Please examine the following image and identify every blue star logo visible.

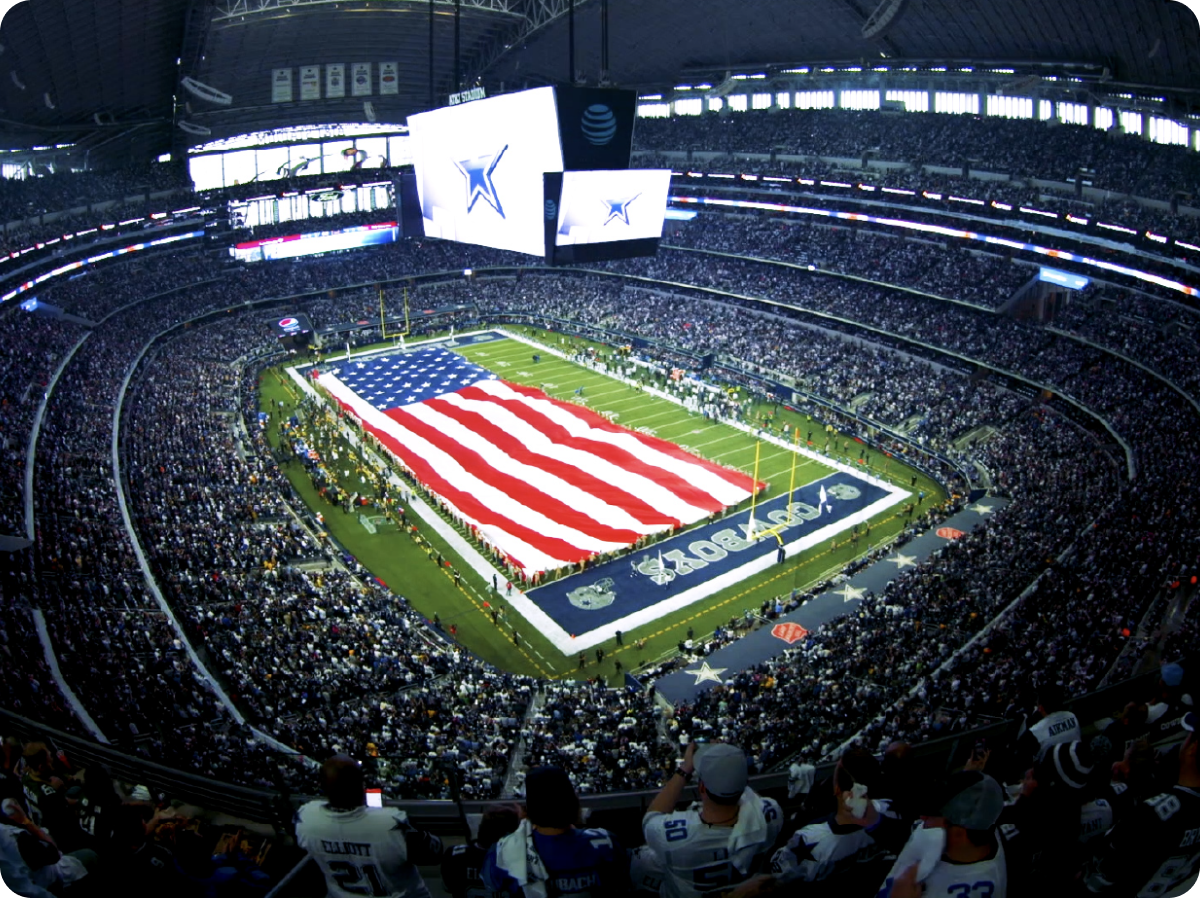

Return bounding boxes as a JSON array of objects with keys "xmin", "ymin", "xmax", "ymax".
[
  {"xmin": 602, "ymin": 193, "xmax": 641, "ymax": 226},
  {"xmin": 454, "ymin": 145, "xmax": 508, "ymax": 217}
]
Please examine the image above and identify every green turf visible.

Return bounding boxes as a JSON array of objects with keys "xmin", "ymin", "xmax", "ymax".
[{"xmin": 259, "ymin": 326, "xmax": 946, "ymax": 682}]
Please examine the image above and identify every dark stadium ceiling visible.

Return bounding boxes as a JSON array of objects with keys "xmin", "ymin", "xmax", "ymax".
[{"xmin": 0, "ymin": 0, "xmax": 1197, "ymax": 159}]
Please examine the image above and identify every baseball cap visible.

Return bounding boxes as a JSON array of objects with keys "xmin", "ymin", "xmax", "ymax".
[
  {"xmin": 524, "ymin": 767, "xmax": 578, "ymax": 828},
  {"xmin": 939, "ymin": 771, "xmax": 1003, "ymax": 830},
  {"xmin": 696, "ymin": 743, "xmax": 748, "ymax": 800},
  {"xmin": 65, "ymin": 786, "xmax": 85, "ymax": 800},
  {"xmin": 130, "ymin": 785, "xmax": 152, "ymax": 801},
  {"xmin": 1162, "ymin": 663, "xmax": 1185, "ymax": 688}
]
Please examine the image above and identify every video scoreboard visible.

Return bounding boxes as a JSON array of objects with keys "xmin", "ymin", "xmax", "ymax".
[{"xmin": 403, "ymin": 85, "xmax": 668, "ymax": 264}]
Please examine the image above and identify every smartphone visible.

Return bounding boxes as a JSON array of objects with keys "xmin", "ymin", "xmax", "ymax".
[{"xmin": 365, "ymin": 788, "xmax": 383, "ymax": 808}]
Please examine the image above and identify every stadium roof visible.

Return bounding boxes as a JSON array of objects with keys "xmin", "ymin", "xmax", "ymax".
[{"xmin": 0, "ymin": 0, "xmax": 1197, "ymax": 160}]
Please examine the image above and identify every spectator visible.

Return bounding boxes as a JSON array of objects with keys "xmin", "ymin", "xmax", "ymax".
[
  {"xmin": 877, "ymin": 770, "xmax": 1008, "ymax": 898},
  {"xmin": 0, "ymin": 795, "xmax": 95, "ymax": 896},
  {"xmin": 1080, "ymin": 712, "xmax": 1200, "ymax": 896},
  {"xmin": 770, "ymin": 747, "xmax": 908, "ymax": 894},
  {"xmin": 295, "ymin": 754, "xmax": 444, "ymax": 898},
  {"xmin": 484, "ymin": 766, "xmax": 628, "ymax": 898},
  {"xmin": 642, "ymin": 743, "xmax": 782, "ymax": 898},
  {"xmin": 442, "ymin": 805, "xmax": 521, "ymax": 898}
]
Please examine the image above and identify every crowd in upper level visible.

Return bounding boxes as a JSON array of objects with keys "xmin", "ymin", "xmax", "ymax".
[{"xmin": 0, "ymin": 210, "xmax": 1195, "ymax": 813}]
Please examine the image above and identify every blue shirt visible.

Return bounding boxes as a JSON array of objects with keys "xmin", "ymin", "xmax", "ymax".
[{"xmin": 483, "ymin": 827, "xmax": 629, "ymax": 898}]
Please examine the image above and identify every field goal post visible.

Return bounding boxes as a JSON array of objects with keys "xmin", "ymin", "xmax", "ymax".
[
  {"xmin": 749, "ymin": 431, "xmax": 802, "ymax": 546},
  {"xmin": 380, "ymin": 284, "xmax": 411, "ymax": 344}
]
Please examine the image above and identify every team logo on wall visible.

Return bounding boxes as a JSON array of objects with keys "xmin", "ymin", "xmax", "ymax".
[
  {"xmin": 455, "ymin": 145, "xmax": 508, "ymax": 216},
  {"xmin": 636, "ymin": 555, "xmax": 675, "ymax": 585},
  {"xmin": 602, "ymin": 193, "xmax": 640, "ymax": 226},
  {"xmin": 580, "ymin": 104, "xmax": 618, "ymax": 145},
  {"xmin": 568, "ymin": 578, "xmax": 617, "ymax": 610},
  {"xmin": 771, "ymin": 622, "xmax": 810, "ymax": 645},
  {"xmin": 544, "ymin": 199, "xmax": 557, "ymax": 220}
]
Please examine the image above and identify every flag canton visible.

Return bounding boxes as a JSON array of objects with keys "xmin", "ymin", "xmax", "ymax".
[{"xmin": 330, "ymin": 347, "xmax": 496, "ymax": 411}]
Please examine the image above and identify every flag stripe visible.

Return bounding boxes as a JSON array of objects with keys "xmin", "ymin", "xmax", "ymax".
[
  {"xmin": 440, "ymin": 388, "xmax": 719, "ymax": 522},
  {"xmin": 318, "ymin": 352, "xmax": 761, "ymax": 572},
  {"xmin": 470, "ymin": 380, "xmax": 752, "ymax": 506},
  {"xmin": 392, "ymin": 405, "xmax": 650, "ymax": 545},
  {"xmin": 321, "ymin": 374, "xmax": 617, "ymax": 566},
  {"xmin": 424, "ymin": 394, "xmax": 682, "ymax": 530}
]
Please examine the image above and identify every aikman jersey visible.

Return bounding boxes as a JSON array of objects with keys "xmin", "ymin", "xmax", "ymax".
[
  {"xmin": 770, "ymin": 799, "xmax": 909, "ymax": 895},
  {"xmin": 295, "ymin": 802, "xmax": 443, "ymax": 898},
  {"xmin": 1029, "ymin": 711, "xmax": 1081, "ymax": 750},
  {"xmin": 642, "ymin": 791, "xmax": 784, "ymax": 898},
  {"xmin": 1082, "ymin": 784, "xmax": 1200, "ymax": 897},
  {"xmin": 876, "ymin": 831, "xmax": 1008, "ymax": 898}
]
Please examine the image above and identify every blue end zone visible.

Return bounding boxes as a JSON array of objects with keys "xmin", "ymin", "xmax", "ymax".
[{"xmin": 525, "ymin": 471, "xmax": 896, "ymax": 639}]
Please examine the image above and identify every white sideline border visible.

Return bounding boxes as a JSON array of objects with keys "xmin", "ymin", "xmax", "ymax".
[{"xmin": 285, "ymin": 329, "xmax": 909, "ymax": 656}]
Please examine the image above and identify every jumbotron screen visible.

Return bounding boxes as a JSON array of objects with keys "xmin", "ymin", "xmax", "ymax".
[
  {"xmin": 555, "ymin": 169, "xmax": 671, "ymax": 246},
  {"xmin": 406, "ymin": 87, "xmax": 564, "ymax": 257}
]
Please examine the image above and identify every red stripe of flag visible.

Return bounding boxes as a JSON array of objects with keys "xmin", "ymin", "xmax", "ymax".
[
  {"xmin": 425, "ymin": 396, "xmax": 680, "ymax": 529},
  {"xmin": 459, "ymin": 386, "xmax": 728, "ymax": 516},
  {"xmin": 499, "ymin": 381, "xmax": 760, "ymax": 493},
  {"xmin": 329, "ymin": 396, "xmax": 596, "ymax": 565},
  {"xmin": 389, "ymin": 406, "xmax": 646, "ymax": 546}
]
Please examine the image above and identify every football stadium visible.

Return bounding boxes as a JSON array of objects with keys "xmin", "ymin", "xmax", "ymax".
[{"xmin": 0, "ymin": 0, "xmax": 1198, "ymax": 896}]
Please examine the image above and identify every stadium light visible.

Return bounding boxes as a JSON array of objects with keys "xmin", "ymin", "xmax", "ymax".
[
  {"xmin": 181, "ymin": 76, "xmax": 233, "ymax": 106},
  {"xmin": 861, "ymin": 0, "xmax": 910, "ymax": 38}
]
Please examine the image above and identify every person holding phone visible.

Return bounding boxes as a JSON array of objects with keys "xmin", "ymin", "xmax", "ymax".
[{"xmin": 295, "ymin": 754, "xmax": 443, "ymax": 898}]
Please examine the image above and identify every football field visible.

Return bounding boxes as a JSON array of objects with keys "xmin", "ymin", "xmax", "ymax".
[{"xmin": 264, "ymin": 326, "xmax": 937, "ymax": 680}]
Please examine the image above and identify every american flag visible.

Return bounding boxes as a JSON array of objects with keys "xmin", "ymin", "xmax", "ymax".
[{"xmin": 317, "ymin": 347, "xmax": 760, "ymax": 573}]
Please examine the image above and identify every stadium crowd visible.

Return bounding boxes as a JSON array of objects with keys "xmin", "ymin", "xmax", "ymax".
[
  {"xmin": 635, "ymin": 107, "xmax": 1200, "ymax": 201},
  {"xmin": 0, "ymin": 109, "xmax": 1199, "ymax": 898}
]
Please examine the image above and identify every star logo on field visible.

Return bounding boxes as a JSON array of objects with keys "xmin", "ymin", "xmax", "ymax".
[
  {"xmin": 602, "ymin": 193, "xmax": 641, "ymax": 226},
  {"xmin": 687, "ymin": 661, "xmax": 727, "ymax": 685},
  {"xmin": 836, "ymin": 584, "xmax": 867, "ymax": 603},
  {"xmin": 455, "ymin": 145, "xmax": 508, "ymax": 217},
  {"xmin": 970, "ymin": 503, "xmax": 995, "ymax": 515},
  {"xmin": 887, "ymin": 553, "xmax": 918, "ymax": 569}
]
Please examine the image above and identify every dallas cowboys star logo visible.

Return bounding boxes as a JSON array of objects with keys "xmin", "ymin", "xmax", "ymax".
[
  {"xmin": 687, "ymin": 661, "xmax": 727, "ymax": 685},
  {"xmin": 454, "ymin": 145, "xmax": 508, "ymax": 217},
  {"xmin": 602, "ymin": 192, "xmax": 641, "ymax": 226}
]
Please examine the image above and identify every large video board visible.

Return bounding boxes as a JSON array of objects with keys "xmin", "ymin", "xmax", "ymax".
[
  {"xmin": 407, "ymin": 87, "xmax": 564, "ymax": 256},
  {"xmin": 555, "ymin": 169, "xmax": 671, "ymax": 246}
]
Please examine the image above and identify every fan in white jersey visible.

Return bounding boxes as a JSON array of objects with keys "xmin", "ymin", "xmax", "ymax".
[
  {"xmin": 876, "ymin": 770, "xmax": 1008, "ymax": 898},
  {"xmin": 295, "ymin": 754, "xmax": 444, "ymax": 898},
  {"xmin": 1081, "ymin": 711, "xmax": 1200, "ymax": 897},
  {"xmin": 642, "ymin": 743, "xmax": 783, "ymax": 898},
  {"xmin": 771, "ymin": 747, "xmax": 910, "ymax": 896}
]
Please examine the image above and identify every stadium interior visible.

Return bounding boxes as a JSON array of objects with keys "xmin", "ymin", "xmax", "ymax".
[{"xmin": 1, "ymin": 0, "xmax": 1200, "ymax": 895}]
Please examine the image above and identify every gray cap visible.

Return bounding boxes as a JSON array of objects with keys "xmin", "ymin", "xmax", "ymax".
[
  {"xmin": 696, "ymin": 744, "xmax": 748, "ymax": 800},
  {"xmin": 939, "ymin": 771, "xmax": 1003, "ymax": 830}
]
